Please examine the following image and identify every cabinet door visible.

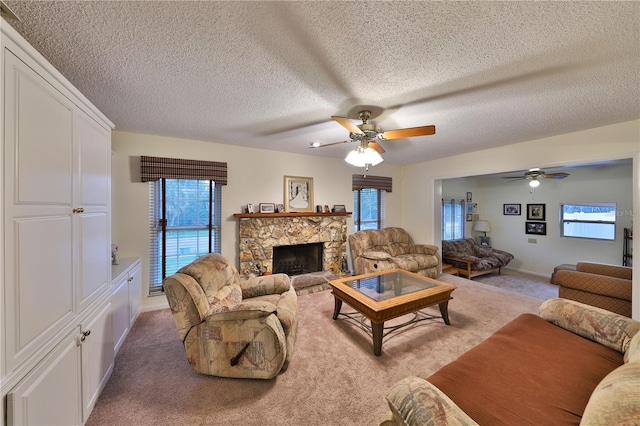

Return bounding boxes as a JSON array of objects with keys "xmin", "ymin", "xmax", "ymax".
[
  {"xmin": 129, "ymin": 262, "xmax": 143, "ymax": 325},
  {"xmin": 80, "ymin": 300, "xmax": 114, "ymax": 422},
  {"xmin": 76, "ymin": 110, "xmax": 111, "ymax": 311},
  {"xmin": 112, "ymin": 276, "xmax": 130, "ymax": 354},
  {"xmin": 3, "ymin": 50, "xmax": 76, "ymax": 373},
  {"xmin": 7, "ymin": 334, "xmax": 81, "ymax": 426}
]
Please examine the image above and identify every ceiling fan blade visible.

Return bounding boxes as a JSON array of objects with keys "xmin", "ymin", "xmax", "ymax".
[
  {"xmin": 541, "ymin": 172, "xmax": 570, "ymax": 179},
  {"xmin": 331, "ymin": 116, "xmax": 363, "ymax": 135},
  {"xmin": 309, "ymin": 140, "xmax": 352, "ymax": 149},
  {"xmin": 503, "ymin": 176, "xmax": 527, "ymax": 181},
  {"xmin": 380, "ymin": 125, "xmax": 436, "ymax": 140},
  {"xmin": 368, "ymin": 141, "xmax": 385, "ymax": 154}
]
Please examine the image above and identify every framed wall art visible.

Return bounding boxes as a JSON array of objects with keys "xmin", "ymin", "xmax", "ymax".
[
  {"xmin": 503, "ymin": 204, "xmax": 521, "ymax": 215},
  {"xmin": 284, "ymin": 175, "xmax": 314, "ymax": 212},
  {"xmin": 526, "ymin": 221, "xmax": 547, "ymax": 235},
  {"xmin": 527, "ymin": 203, "xmax": 546, "ymax": 221}
]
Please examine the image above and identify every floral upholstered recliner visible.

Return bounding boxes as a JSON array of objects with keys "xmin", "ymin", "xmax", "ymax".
[
  {"xmin": 348, "ymin": 227, "xmax": 441, "ymax": 278},
  {"xmin": 163, "ymin": 253, "xmax": 297, "ymax": 379}
]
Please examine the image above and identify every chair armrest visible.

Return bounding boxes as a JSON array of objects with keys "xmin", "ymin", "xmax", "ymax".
[
  {"xmin": 554, "ymin": 270, "xmax": 632, "ymax": 300},
  {"xmin": 540, "ymin": 298, "xmax": 640, "ymax": 356},
  {"xmin": 408, "ymin": 244, "xmax": 439, "ymax": 255},
  {"xmin": 362, "ymin": 251, "xmax": 393, "ymax": 260},
  {"xmin": 207, "ymin": 300, "xmax": 278, "ymax": 321},
  {"xmin": 241, "ymin": 273, "xmax": 292, "ymax": 298},
  {"xmin": 383, "ymin": 376, "xmax": 478, "ymax": 426}
]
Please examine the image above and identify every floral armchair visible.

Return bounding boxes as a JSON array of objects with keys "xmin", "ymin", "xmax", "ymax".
[
  {"xmin": 348, "ymin": 227, "xmax": 441, "ymax": 278},
  {"xmin": 442, "ymin": 238, "xmax": 514, "ymax": 279},
  {"xmin": 163, "ymin": 253, "xmax": 297, "ymax": 379}
]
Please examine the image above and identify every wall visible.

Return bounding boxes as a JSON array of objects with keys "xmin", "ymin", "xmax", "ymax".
[
  {"xmin": 403, "ymin": 119, "xmax": 640, "ymax": 319},
  {"xmin": 443, "ymin": 163, "xmax": 633, "ymax": 276},
  {"xmin": 111, "ymin": 131, "xmax": 404, "ymax": 310}
]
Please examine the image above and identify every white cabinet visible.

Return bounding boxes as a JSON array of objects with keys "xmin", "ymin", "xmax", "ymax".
[
  {"xmin": 112, "ymin": 258, "xmax": 142, "ymax": 354},
  {"xmin": 1, "ymin": 19, "xmax": 114, "ymax": 425}
]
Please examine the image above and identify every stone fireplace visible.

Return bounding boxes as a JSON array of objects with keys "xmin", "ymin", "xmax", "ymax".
[{"xmin": 236, "ymin": 214, "xmax": 348, "ymax": 278}]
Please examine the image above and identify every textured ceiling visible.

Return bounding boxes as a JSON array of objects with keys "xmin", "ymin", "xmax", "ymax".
[{"xmin": 3, "ymin": 1, "xmax": 640, "ymax": 165}]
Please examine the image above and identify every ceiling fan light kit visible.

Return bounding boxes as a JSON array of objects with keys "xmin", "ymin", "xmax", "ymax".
[{"xmin": 344, "ymin": 144, "xmax": 384, "ymax": 168}]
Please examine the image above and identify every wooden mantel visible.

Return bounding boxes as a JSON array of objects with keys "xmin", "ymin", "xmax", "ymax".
[{"xmin": 233, "ymin": 212, "xmax": 352, "ymax": 218}]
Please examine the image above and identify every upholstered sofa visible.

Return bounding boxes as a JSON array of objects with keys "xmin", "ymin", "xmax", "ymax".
[
  {"xmin": 348, "ymin": 227, "xmax": 441, "ymax": 278},
  {"xmin": 382, "ymin": 298, "xmax": 640, "ymax": 425},
  {"xmin": 441, "ymin": 238, "xmax": 514, "ymax": 278},
  {"xmin": 163, "ymin": 253, "xmax": 298, "ymax": 379},
  {"xmin": 552, "ymin": 261, "xmax": 632, "ymax": 317}
]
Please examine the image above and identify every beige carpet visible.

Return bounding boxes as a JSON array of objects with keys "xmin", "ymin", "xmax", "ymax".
[{"xmin": 86, "ymin": 273, "xmax": 549, "ymax": 426}]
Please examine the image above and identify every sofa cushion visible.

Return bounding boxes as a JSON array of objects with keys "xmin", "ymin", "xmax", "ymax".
[
  {"xmin": 392, "ymin": 254, "xmax": 439, "ymax": 271},
  {"xmin": 362, "ymin": 251, "xmax": 393, "ymax": 260},
  {"xmin": 580, "ymin": 362, "xmax": 640, "ymax": 426},
  {"xmin": 426, "ymin": 313, "xmax": 623, "ymax": 425}
]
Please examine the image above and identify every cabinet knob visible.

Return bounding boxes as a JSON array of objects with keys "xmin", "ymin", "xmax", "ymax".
[
  {"xmin": 80, "ymin": 329, "xmax": 91, "ymax": 342},
  {"xmin": 72, "ymin": 207, "xmax": 85, "ymax": 213}
]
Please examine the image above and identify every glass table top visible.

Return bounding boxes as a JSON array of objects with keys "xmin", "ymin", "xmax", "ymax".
[{"xmin": 339, "ymin": 270, "xmax": 440, "ymax": 302}]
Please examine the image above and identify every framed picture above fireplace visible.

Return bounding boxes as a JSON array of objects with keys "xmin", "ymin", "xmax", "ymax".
[{"xmin": 284, "ymin": 175, "xmax": 314, "ymax": 212}]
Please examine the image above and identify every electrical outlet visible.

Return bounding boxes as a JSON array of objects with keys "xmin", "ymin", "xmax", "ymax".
[{"xmin": 528, "ymin": 238, "xmax": 537, "ymax": 243}]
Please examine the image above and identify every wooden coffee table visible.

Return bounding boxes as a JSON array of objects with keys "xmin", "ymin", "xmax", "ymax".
[{"xmin": 328, "ymin": 269, "xmax": 456, "ymax": 356}]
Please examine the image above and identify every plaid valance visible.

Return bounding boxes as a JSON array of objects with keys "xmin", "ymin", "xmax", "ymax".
[
  {"xmin": 140, "ymin": 155, "xmax": 227, "ymax": 185},
  {"xmin": 352, "ymin": 174, "xmax": 392, "ymax": 192}
]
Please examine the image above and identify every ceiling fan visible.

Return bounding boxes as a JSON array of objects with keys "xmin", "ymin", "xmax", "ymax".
[
  {"xmin": 503, "ymin": 168, "xmax": 569, "ymax": 187},
  {"xmin": 309, "ymin": 110, "xmax": 435, "ymax": 166}
]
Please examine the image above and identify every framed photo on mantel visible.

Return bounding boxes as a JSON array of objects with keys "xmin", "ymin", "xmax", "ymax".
[{"xmin": 284, "ymin": 176, "xmax": 314, "ymax": 212}]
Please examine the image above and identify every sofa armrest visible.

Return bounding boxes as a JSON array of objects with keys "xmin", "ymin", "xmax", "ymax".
[
  {"xmin": 383, "ymin": 376, "xmax": 478, "ymax": 426},
  {"xmin": 408, "ymin": 244, "xmax": 439, "ymax": 255},
  {"xmin": 241, "ymin": 273, "xmax": 292, "ymax": 298},
  {"xmin": 362, "ymin": 251, "xmax": 393, "ymax": 260},
  {"xmin": 540, "ymin": 298, "xmax": 640, "ymax": 356},
  {"xmin": 554, "ymin": 270, "xmax": 632, "ymax": 301}
]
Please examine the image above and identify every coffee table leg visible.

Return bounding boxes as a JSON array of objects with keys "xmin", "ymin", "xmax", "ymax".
[
  {"xmin": 372, "ymin": 322, "xmax": 384, "ymax": 356},
  {"xmin": 332, "ymin": 296, "xmax": 343, "ymax": 320},
  {"xmin": 439, "ymin": 300, "xmax": 451, "ymax": 325}
]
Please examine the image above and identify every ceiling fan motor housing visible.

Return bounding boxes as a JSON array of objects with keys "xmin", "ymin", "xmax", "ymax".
[{"xmin": 352, "ymin": 123, "xmax": 380, "ymax": 140}]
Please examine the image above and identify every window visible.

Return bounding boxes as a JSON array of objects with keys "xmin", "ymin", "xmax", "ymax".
[
  {"xmin": 352, "ymin": 174, "xmax": 391, "ymax": 232},
  {"xmin": 149, "ymin": 179, "xmax": 221, "ymax": 293},
  {"xmin": 354, "ymin": 188, "xmax": 385, "ymax": 231},
  {"xmin": 140, "ymin": 155, "xmax": 227, "ymax": 295},
  {"xmin": 442, "ymin": 198, "xmax": 465, "ymax": 240},
  {"xmin": 560, "ymin": 203, "xmax": 616, "ymax": 240}
]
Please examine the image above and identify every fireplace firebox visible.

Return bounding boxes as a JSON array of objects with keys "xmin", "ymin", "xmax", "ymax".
[{"xmin": 273, "ymin": 243, "xmax": 323, "ymax": 276}]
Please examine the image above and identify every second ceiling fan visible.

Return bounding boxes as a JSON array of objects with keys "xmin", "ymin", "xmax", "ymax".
[{"xmin": 310, "ymin": 110, "xmax": 436, "ymax": 157}]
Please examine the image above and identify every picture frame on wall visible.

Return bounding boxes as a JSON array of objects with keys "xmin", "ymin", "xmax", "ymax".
[
  {"xmin": 466, "ymin": 213, "xmax": 473, "ymax": 222},
  {"xmin": 527, "ymin": 203, "xmax": 546, "ymax": 221},
  {"xmin": 259, "ymin": 203, "xmax": 275, "ymax": 213},
  {"xmin": 503, "ymin": 204, "xmax": 521, "ymax": 215},
  {"xmin": 284, "ymin": 175, "xmax": 314, "ymax": 212},
  {"xmin": 526, "ymin": 221, "xmax": 547, "ymax": 235}
]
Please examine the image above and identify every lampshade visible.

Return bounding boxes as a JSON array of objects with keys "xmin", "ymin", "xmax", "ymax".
[
  {"xmin": 529, "ymin": 177, "xmax": 540, "ymax": 188},
  {"xmin": 344, "ymin": 145, "xmax": 384, "ymax": 167},
  {"xmin": 473, "ymin": 220, "xmax": 491, "ymax": 233}
]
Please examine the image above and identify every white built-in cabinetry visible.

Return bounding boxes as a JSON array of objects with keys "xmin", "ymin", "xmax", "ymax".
[
  {"xmin": 112, "ymin": 258, "xmax": 142, "ymax": 354},
  {"xmin": 1, "ymin": 19, "xmax": 115, "ymax": 425}
]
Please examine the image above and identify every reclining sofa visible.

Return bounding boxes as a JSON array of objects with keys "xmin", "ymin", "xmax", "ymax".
[
  {"xmin": 382, "ymin": 298, "xmax": 640, "ymax": 425},
  {"xmin": 441, "ymin": 238, "xmax": 514, "ymax": 278},
  {"xmin": 348, "ymin": 227, "xmax": 441, "ymax": 278},
  {"xmin": 552, "ymin": 261, "xmax": 632, "ymax": 317},
  {"xmin": 163, "ymin": 253, "xmax": 298, "ymax": 379}
]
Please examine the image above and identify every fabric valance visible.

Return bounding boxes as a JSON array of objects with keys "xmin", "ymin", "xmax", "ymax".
[
  {"xmin": 352, "ymin": 174, "xmax": 392, "ymax": 192},
  {"xmin": 140, "ymin": 155, "xmax": 227, "ymax": 184}
]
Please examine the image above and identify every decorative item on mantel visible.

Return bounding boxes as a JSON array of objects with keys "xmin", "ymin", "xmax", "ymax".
[{"xmin": 111, "ymin": 243, "xmax": 120, "ymax": 265}]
